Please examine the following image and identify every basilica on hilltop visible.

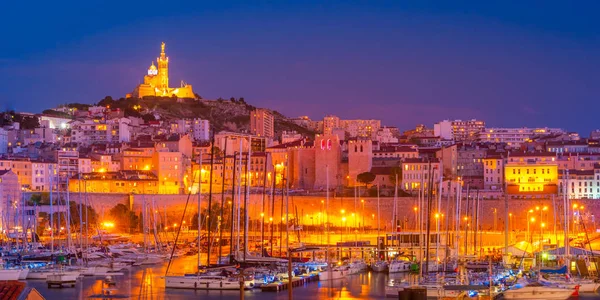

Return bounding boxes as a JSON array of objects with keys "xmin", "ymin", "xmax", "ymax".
[{"xmin": 129, "ymin": 42, "xmax": 195, "ymax": 99}]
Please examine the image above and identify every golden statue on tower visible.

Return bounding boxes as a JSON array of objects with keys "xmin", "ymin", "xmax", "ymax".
[{"xmin": 130, "ymin": 42, "xmax": 195, "ymax": 99}]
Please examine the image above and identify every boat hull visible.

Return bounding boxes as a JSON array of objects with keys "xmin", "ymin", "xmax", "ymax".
[
  {"xmin": 503, "ymin": 287, "xmax": 573, "ymax": 300},
  {"xmin": 165, "ymin": 276, "xmax": 255, "ymax": 290}
]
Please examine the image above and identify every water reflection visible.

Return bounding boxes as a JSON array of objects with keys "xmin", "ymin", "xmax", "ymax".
[{"xmin": 26, "ymin": 256, "xmax": 409, "ymax": 299}]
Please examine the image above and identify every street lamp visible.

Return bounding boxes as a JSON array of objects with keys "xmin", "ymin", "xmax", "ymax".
[
  {"xmin": 341, "ymin": 217, "xmax": 347, "ymax": 243},
  {"xmin": 527, "ymin": 209, "xmax": 534, "ymax": 241},
  {"xmin": 361, "ymin": 199, "xmax": 365, "ymax": 232},
  {"xmin": 529, "ymin": 217, "xmax": 535, "ymax": 243},
  {"xmin": 414, "ymin": 206, "xmax": 418, "ymax": 231}
]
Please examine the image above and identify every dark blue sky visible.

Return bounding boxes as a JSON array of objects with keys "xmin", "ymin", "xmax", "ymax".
[{"xmin": 1, "ymin": 1, "xmax": 598, "ymax": 134}]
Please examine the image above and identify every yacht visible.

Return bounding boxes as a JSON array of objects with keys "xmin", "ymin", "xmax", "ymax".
[
  {"xmin": 503, "ymin": 284, "xmax": 574, "ymax": 299},
  {"xmin": 389, "ymin": 260, "xmax": 413, "ymax": 273},
  {"xmin": 318, "ymin": 264, "xmax": 350, "ymax": 281},
  {"xmin": 165, "ymin": 274, "xmax": 255, "ymax": 290},
  {"xmin": 371, "ymin": 261, "xmax": 388, "ymax": 272}
]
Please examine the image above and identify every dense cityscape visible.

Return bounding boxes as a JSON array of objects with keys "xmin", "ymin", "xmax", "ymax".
[{"xmin": 2, "ymin": 3, "xmax": 600, "ymax": 300}]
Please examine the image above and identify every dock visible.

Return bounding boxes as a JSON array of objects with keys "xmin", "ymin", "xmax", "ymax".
[{"xmin": 260, "ymin": 274, "xmax": 319, "ymax": 292}]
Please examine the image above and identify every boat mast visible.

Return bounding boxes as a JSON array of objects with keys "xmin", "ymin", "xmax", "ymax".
[
  {"xmin": 218, "ymin": 138, "xmax": 227, "ymax": 264},
  {"xmin": 377, "ymin": 183, "xmax": 381, "ymax": 260},
  {"xmin": 78, "ymin": 173, "xmax": 83, "ymax": 254},
  {"xmin": 270, "ymin": 160, "xmax": 276, "ymax": 254},
  {"xmin": 197, "ymin": 153, "xmax": 202, "ymax": 270},
  {"xmin": 286, "ymin": 155, "xmax": 292, "ymax": 299},
  {"xmin": 424, "ymin": 159, "xmax": 433, "ymax": 274},
  {"xmin": 236, "ymin": 143, "xmax": 243, "ymax": 257},
  {"xmin": 229, "ymin": 153, "xmax": 236, "ymax": 261},
  {"xmin": 564, "ymin": 170, "xmax": 570, "ymax": 266},
  {"xmin": 66, "ymin": 176, "xmax": 72, "ymax": 252},
  {"xmin": 50, "ymin": 173, "xmax": 54, "ymax": 253},
  {"xmin": 243, "ymin": 150, "xmax": 250, "ymax": 263},
  {"xmin": 206, "ymin": 133, "xmax": 215, "ymax": 266},
  {"xmin": 436, "ymin": 161, "xmax": 442, "ymax": 263},
  {"xmin": 261, "ymin": 152, "xmax": 268, "ymax": 257}
]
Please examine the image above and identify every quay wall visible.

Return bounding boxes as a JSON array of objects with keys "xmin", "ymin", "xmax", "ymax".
[{"xmin": 24, "ymin": 192, "xmax": 600, "ymax": 232}]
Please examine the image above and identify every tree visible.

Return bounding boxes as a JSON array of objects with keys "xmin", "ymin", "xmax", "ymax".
[
  {"xmin": 357, "ymin": 172, "xmax": 376, "ymax": 189},
  {"xmin": 67, "ymin": 201, "xmax": 98, "ymax": 231},
  {"xmin": 108, "ymin": 203, "xmax": 139, "ymax": 233},
  {"xmin": 389, "ymin": 166, "xmax": 403, "ymax": 186}
]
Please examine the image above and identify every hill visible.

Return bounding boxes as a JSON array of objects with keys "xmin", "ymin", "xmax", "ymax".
[{"xmin": 90, "ymin": 96, "xmax": 315, "ymax": 137}]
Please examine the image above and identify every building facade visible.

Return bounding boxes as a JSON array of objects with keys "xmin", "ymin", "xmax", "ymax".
[
  {"xmin": 434, "ymin": 119, "xmax": 485, "ymax": 142},
  {"xmin": 250, "ymin": 109, "xmax": 275, "ymax": 138}
]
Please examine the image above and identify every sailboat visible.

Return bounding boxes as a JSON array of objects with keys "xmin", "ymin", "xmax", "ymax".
[{"xmin": 164, "ymin": 137, "xmax": 255, "ymax": 290}]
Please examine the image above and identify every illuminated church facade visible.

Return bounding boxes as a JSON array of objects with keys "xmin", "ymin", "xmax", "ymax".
[{"xmin": 130, "ymin": 42, "xmax": 195, "ymax": 99}]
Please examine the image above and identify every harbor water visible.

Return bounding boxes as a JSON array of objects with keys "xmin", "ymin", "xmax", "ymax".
[{"xmin": 25, "ymin": 255, "xmax": 394, "ymax": 299}]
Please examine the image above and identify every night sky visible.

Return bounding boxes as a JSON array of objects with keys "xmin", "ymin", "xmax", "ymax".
[{"xmin": 1, "ymin": 1, "xmax": 598, "ymax": 134}]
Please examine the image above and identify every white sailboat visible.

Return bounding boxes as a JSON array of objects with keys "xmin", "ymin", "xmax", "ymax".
[
  {"xmin": 0, "ymin": 269, "xmax": 25, "ymax": 281},
  {"xmin": 389, "ymin": 260, "xmax": 412, "ymax": 273},
  {"xmin": 319, "ymin": 264, "xmax": 349, "ymax": 281},
  {"xmin": 165, "ymin": 274, "xmax": 255, "ymax": 290},
  {"xmin": 502, "ymin": 285, "xmax": 574, "ymax": 299}
]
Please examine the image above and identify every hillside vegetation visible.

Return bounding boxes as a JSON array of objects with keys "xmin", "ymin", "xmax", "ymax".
[{"xmin": 91, "ymin": 96, "xmax": 315, "ymax": 136}]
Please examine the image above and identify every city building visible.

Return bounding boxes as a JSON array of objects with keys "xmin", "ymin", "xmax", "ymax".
[
  {"xmin": 434, "ymin": 119, "xmax": 485, "ymax": 142},
  {"xmin": 556, "ymin": 153, "xmax": 600, "ymax": 171},
  {"xmin": 323, "ymin": 115, "xmax": 341, "ymax": 135},
  {"xmin": 78, "ymin": 157, "xmax": 92, "ymax": 174},
  {"xmin": 478, "ymin": 127, "xmax": 565, "ymax": 146},
  {"xmin": 130, "ymin": 42, "xmax": 195, "ymax": 99},
  {"xmin": 373, "ymin": 145, "xmax": 418, "ymax": 159},
  {"xmin": 250, "ymin": 108, "xmax": 275, "ymax": 138},
  {"xmin": 69, "ymin": 171, "xmax": 159, "ymax": 194},
  {"xmin": 71, "ymin": 118, "xmax": 131, "ymax": 146},
  {"xmin": 314, "ymin": 134, "xmax": 343, "ymax": 189},
  {"xmin": 504, "ymin": 152, "xmax": 558, "ymax": 194},
  {"xmin": 559, "ymin": 168, "xmax": 600, "ymax": 199},
  {"xmin": 38, "ymin": 115, "xmax": 71, "ymax": 129},
  {"xmin": 0, "ymin": 128, "xmax": 7, "ymax": 154},
  {"xmin": 56, "ymin": 147, "xmax": 79, "ymax": 183},
  {"xmin": 0, "ymin": 170, "xmax": 21, "ymax": 226},
  {"xmin": 483, "ymin": 152, "xmax": 505, "ymax": 191},
  {"xmin": 192, "ymin": 118, "xmax": 210, "ymax": 141},
  {"xmin": 119, "ymin": 147, "xmax": 155, "ymax": 171},
  {"xmin": 546, "ymin": 140, "xmax": 590, "ymax": 154},
  {"xmin": 401, "ymin": 158, "xmax": 441, "ymax": 192},
  {"xmin": 31, "ymin": 161, "xmax": 58, "ymax": 191},
  {"xmin": 152, "ymin": 151, "xmax": 183, "ymax": 194},
  {"xmin": 281, "ymin": 131, "xmax": 303, "ymax": 144},
  {"xmin": 90, "ymin": 154, "xmax": 120, "ymax": 173},
  {"xmin": 341, "ymin": 119, "xmax": 381, "ymax": 139},
  {"xmin": 347, "ymin": 139, "xmax": 373, "ymax": 186},
  {"xmin": 0, "ymin": 158, "xmax": 32, "ymax": 189},
  {"xmin": 375, "ymin": 127, "xmax": 399, "ymax": 144}
]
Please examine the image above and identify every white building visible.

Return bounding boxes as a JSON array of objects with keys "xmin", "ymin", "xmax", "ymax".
[
  {"xmin": 171, "ymin": 119, "xmax": 192, "ymax": 135},
  {"xmin": 0, "ymin": 170, "xmax": 21, "ymax": 229},
  {"xmin": 57, "ymin": 148, "xmax": 79, "ymax": 182},
  {"xmin": 281, "ymin": 131, "xmax": 302, "ymax": 144},
  {"xmin": 71, "ymin": 118, "xmax": 131, "ymax": 146},
  {"xmin": 78, "ymin": 157, "xmax": 92, "ymax": 174},
  {"xmin": 192, "ymin": 118, "xmax": 210, "ymax": 141},
  {"xmin": 434, "ymin": 119, "xmax": 485, "ymax": 142},
  {"xmin": 479, "ymin": 127, "xmax": 565, "ymax": 146},
  {"xmin": 401, "ymin": 158, "xmax": 441, "ymax": 192},
  {"xmin": 31, "ymin": 161, "xmax": 59, "ymax": 191},
  {"xmin": 0, "ymin": 128, "xmax": 7, "ymax": 154},
  {"xmin": 39, "ymin": 115, "xmax": 72, "ymax": 129},
  {"xmin": 559, "ymin": 169, "xmax": 600, "ymax": 199},
  {"xmin": 375, "ymin": 127, "xmax": 399, "ymax": 144}
]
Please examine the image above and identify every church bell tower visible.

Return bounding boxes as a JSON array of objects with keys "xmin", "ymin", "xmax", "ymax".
[{"xmin": 157, "ymin": 42, "xmax": 169, "ymax": 92}]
